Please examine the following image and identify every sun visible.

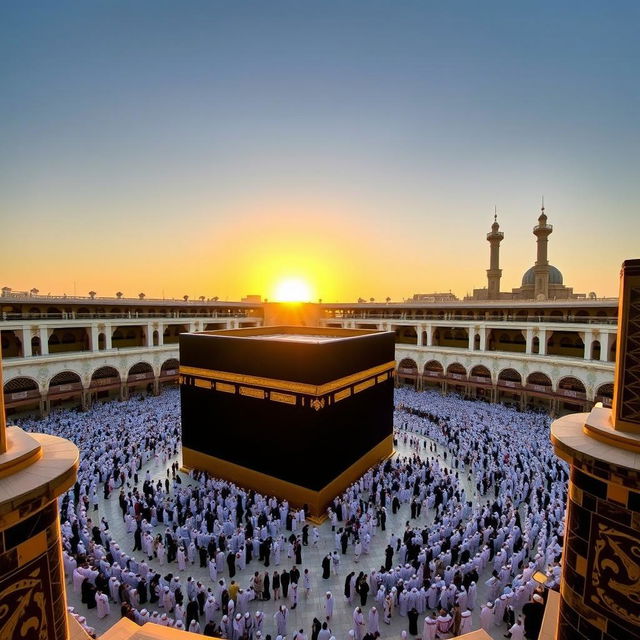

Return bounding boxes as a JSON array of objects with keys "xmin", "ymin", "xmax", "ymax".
[{"xmin": 273, "ymin": 278, "xmax": 312, "ymax": 302}]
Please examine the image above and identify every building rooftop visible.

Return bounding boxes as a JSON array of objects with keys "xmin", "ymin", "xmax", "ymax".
[{"xmin": 196, "ymin": 325, "xmax": 384, "ymax": 341}]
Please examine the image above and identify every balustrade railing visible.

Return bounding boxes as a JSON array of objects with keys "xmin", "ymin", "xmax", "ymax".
[
  {"xmin": 90, "ymin": 377, "xmax": 121, "ymax": 388},
  {"xmin": 526, "ymin": 383, "xmax": 553, "ymax": 394},
  {"xmin": 556, "ymin": 388, "xmax": 587, "ymax": 400},
  {"xmin": 326, "ymin": 313, "xmax": 617, "ymax": 325},
  {"xmin": 48, "ymin": 382, "xmax": 83, "ymax": 395}
]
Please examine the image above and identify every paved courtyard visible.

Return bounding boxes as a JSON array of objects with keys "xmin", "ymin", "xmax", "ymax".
[{"xmin": 65, "ymin": 428, "xmax": 518, "ymax": 639}]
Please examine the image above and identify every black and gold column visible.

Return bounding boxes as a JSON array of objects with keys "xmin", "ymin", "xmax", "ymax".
[
  {"xmin": 0, "ymin": 352, "xmax": 79, "ymax": 640},
  {"xmin": 551, "ymin": 259, "xmax": 640, "ymax": 640}
]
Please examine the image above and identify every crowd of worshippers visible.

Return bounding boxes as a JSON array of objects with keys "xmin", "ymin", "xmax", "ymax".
[{"xmin": 18, "ymin": 387, "xmax": 566, "ymax": 639}]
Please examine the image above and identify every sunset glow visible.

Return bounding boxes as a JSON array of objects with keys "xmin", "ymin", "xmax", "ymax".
[
  {"xmin": 273, "ymin": 278, "xmax": 313, "ymax": 302},
  {"xmin": 0, "ymin": 3, "xmax": 637, "ymax": 301}
]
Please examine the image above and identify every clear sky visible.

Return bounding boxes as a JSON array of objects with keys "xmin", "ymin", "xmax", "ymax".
[{"xmin": 1, "ymin": 1, "xmax": 638, "ymax": 302}]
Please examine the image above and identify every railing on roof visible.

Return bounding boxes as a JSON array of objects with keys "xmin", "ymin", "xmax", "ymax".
[
  {"xmin": 0, "ymin": 311, "xmax": 251, "ymax": 321},
  {"xmin": 325, "ymin": 312, "xmax": 616, "ymax": 324}
]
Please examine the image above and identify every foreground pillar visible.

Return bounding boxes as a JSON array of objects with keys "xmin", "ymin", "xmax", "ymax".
[
  {"xmin": 0, "ymin": 352, "xmax": 79, "ymax": 639},
  {"xmin": 551, "ymin": 259, "xmax": 640, "ymax": 640}
]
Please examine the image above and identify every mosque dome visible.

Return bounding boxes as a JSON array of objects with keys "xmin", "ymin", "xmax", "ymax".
[{"xmin": 521, "ymin": 265, "xmax": 563, "ymax": 286}]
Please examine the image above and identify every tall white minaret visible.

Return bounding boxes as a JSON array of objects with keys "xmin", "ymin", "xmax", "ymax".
[
  {"xmin": 533, "ymin": 198, "xmax": 553, "ymax": 299},
  {"xmin": 486, "ymin": 208, "xmax": 504, "ymax": 300}
]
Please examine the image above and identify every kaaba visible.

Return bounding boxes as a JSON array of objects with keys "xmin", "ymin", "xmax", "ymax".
[{"xmin": 179, "ymin": 326, "xmax": 395, "ymax": 518}]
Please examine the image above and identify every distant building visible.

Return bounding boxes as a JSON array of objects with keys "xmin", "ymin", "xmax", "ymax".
[
  {"xmin": 469, "ymin": 203, "xmax": 585, "ymax": 301},
  {"xmin": 241, "ymin": 294, "xmax": 262, "ymax": 303},
  {"xmin": 411, "ymin": 292, "xmax": 459, "ymax": 303}
]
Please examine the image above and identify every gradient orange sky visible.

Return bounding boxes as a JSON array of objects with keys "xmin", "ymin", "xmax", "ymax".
[{"xmin": 1, "ymin": 3, "xmax": 638, "ymax": 302}]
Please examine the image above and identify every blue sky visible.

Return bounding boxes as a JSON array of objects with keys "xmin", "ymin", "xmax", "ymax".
[{"xmin": 1, "ymin": 1, "xmax": 638, "ymax": 300}]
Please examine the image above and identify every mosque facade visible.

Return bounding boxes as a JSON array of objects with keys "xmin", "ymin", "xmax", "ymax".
[
  {"xmin": 469, "ymin": 204, "xmax": 584, "ymax": 302},
  {"xmin": 0, "ymin": 237, "xmax": 637, "ymax": 640},
  {"xmin": 0, "ymin": 219, "xmax": 617, "ymax": 418}
]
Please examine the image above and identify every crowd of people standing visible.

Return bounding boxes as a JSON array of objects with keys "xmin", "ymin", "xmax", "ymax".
[{"xmin": 17, "ymin": 386, "xmax": 565, "ymax": 639}]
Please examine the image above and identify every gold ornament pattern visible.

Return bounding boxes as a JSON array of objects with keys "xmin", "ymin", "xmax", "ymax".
[
  {"xmin": 0, "ymin": 563, "xmax": 50, "ymax": 640},
  {"xmin": 620, "ymin": 286, "xmax": 640, "ymax": 425},
  {"xmin": 311, "ymin": 398, "xmax": 326, "ymax": 411},
  {"xmin": 588, "ymin": 518, "xmax": 640, "ymax": 627}
]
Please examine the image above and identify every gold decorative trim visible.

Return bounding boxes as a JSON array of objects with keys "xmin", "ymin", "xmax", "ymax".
[
  {"xmin": 216, "ymin": 382, "xmax": 236, "ymax": 394},
  {"xmin": 0, "ymin": 430, "xmax": 43, "ymax": 479},
  {"xmin": 194, "ymin": 379, "xmax": 211, "ymax": 390},
  {"xmin": 354, "ymin": 378, "xmax": 375, "ymax": 394},
  {"xmin": 16, "ymin": 530, "xmax": 47, "ymax": 567},
  {"xmin": 180, "ymin": 360, "xmax": 396, "ymax": 396},
  {"xmin": 583, "ymin": 423, "xmax": 640, "ymax": 453},
  {"xmin": 197, "ymin": 325, "xmax": 383, "ymax": 338},
  {"xmin": 334, "ymin": 388, "xmax": 351, "ymax": 403},
  {"xmin": 239, "ymin": 386, "xmax": 265, "ymax": 400},
  {"xmin": 270, "ymin": 391, "xmax": 297, "ymax": 405}
]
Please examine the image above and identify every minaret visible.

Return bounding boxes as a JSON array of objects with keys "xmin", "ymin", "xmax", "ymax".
[
  {"xmin": 486, "ymin": 209, "xmax": 504, "ymax": 300},
  {"xmin": 533, "ymin": 198, "xmax": 553, "ymax": 299}
]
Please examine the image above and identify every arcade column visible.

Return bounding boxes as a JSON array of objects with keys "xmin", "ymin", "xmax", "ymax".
[
  {"xmin": 0, "ymin": 352, "xmax": 79, "ymax": 639},
  {"xmin": 551, "ymin": 259, "xmax": 640, "ymax": 640}
]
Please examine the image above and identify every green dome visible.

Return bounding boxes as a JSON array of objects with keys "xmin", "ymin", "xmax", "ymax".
[{"xmin": 521, "ymin": 265, "xmax": 563, "ymax": 286}]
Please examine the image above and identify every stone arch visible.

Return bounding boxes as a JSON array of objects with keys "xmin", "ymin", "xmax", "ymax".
[
  {"xmin": 470, "ymin": 365, "xmax": 491, "ymax": 382},
  {"xmin": 526, "ymin": 371, "xmax": 553, "ymax": 389},
  {"xmin": 161, "ymin": 358, "xmax": 179, "ymax": 374},
  {"xmin": 557, "ymin": 376, "xmax": 587, "ymax": 394},
  {"xmin": 3, "ymin": 376, "xmax": 41, "ymax": 412},
  {"xmin": 590, "ymin": 340, "xmax": 601, "ymax": 360},
  {"xmin": 128, "ymin": 361, "xmax": 154, "ymax": 377},
  {"xmin": 497, "ymin": 368, "xmax": 522, "ymax": 385},
  {"xmin": 446, "ymin": 362, "xmax": 467, "ymax": 378},
  {"xmin": 423, "ymin": 360, "xmax": 444, "ymax": 375},
  {"xmin": 596, "ymin": 382, "xmax": 614, "ymax": 407},
  {"xmin": 163, "ymin": 324, "xmax": 189, "ymax": 345},
  {"xmin": 89, "ymin": 366, "xmax": 122, "ymax": 397},
  {"xmin": 532, "ymin": 336, "xmax": 540, "ymax": 354},
  {"xmin": 49, "ymin": 370, "xmax": 82, "ymax": 388},
  {"xmin": 1, "ymin": 330, "xmax": 22, "ymax": 358},
  {"xmin": 4, "ymin": 376, "xmax": 39, "ymax": 393},
  {"xmin": 126, "ymin": 361, "xmax": 155, "ymax": 394},
  {"xmin": 398, "ymin": 358, "xmax": 418, "ymax": 373},
  {"xmin": 91, "ymin": 366, "xmax": 120, "ymax": 381},
  {"xmin": 397, "ymin": 358, "xmax": 418, "ymax": 386},
  {"xmin": 30, "ymin": 335, "xmax": 41, "ymax": 355},
  {"xmin": 160, "ymin": 358, "xmax": 180, "ymax": 385}
]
